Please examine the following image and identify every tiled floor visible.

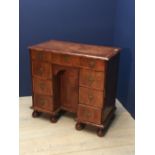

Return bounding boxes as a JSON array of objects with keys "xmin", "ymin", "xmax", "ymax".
[{"xmin": 19, "ymin": 97, "xmax": 135, "ymax": 155}]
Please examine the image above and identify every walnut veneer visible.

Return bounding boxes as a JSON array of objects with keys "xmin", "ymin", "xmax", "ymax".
[{"xmin": 29, "ymin": 40, "xmax": 121, "ymax": 137}]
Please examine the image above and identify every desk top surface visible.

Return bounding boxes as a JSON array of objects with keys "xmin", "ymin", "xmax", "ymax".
[{"xmin": 29, "ymin": 40, "xmax": 121, "ymax": 60}]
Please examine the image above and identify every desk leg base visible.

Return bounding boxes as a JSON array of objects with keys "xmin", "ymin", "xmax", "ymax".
[
  {"xmin": 50, "ymin": 110, "xmax": 64, "ymax": 123},
  {"xmin": 97, "ymin": 128, "xmax": 105, "ymax": 137},
  {"xmin": 50, "ymin": 115, "xmax": 58, "ymax": 123},
  {"xmin": 75, "ymin": 122, "xmax": 86, "ymax": 130},
  {"xmin": 32, "ymin": 110, "xmax": 42, "ymax": 118},
  {"xmin": 97, "ymin": 114, "xmax": 115, "ymax": 137}
]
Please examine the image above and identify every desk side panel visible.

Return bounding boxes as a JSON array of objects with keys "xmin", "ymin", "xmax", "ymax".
[{"xmin": 103, "ymin": 54, "xmax": 120, "ymax": 122}]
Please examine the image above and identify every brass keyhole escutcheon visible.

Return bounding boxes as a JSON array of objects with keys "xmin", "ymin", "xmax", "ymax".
[
  {"xmin": 88, "ymin": 75, "xmax": 94, "ymax": 86},
  {"xmin": 40, "ymin": 82, "xmax": 45, "ymax": 90},
  {"xmin": 89, "ymin": 60, "xmax": 96, "ymax": 68},
  {"xmin": 83, "ymin": 109, "xmax": 91, "ymax": 118},
  {"xmin": 88, "ymin": 93, "xmax": 94, "ymax": 102},
  {"xmin": 37, "ymin": 67, "xmax": 43, "ymax": 75},
  {"xmin": 86, "ymin": 111, "xmax": 91, "ymax": 118},
  {"xmin": 37, "ymin": 53, "xmax": 43, "ymax": 60},
  {"xmin": 39, "ymin": 99, "xmax": 45, "ymax": 105},
  {"xmin": 63, "ymin": 55, "xmax": 70, "ymax": 62}
]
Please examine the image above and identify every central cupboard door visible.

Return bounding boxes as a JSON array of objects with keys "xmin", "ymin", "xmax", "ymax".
[{"xmin": 53, "ymin": 65, "xmax": 79, "ymax": 113}]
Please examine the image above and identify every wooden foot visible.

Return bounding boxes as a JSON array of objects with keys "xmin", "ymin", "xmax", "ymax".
[
  {"xmin": 97, "ymin": 114, "xmax": 115, "ymax": 137},
  {"xmin": 32, "ymin": 110, "xmax": 41, "ymax": 118},
  {"xmin": 75, "ymin": 122, "xmax": 85, "ymax": 130},
  {"xmin": 111, "ymin": 114, "xmax": 115, "ymax": 121},
  {"xmin": 50, "ymin": 115, "xmax": 58, "ymax": 123},
  {"xmin": 97, "ymin": 128, "xmax": 105, "ymax": 137}
]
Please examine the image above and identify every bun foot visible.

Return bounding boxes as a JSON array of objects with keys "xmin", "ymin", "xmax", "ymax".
[
  {"xmin": 50, "ymin": 116, "xmax": 58, "ymax": 123},
  {"xmin": 97, "ymin": 128, "xmax": 105, "ymax": 137},
  {"xmin": 32, "ymin": 111, "xmax": 41, "ymax": 118},
  {"xmin": 75, "ymin": 122, "xmax": 85, "ymax": 130}
]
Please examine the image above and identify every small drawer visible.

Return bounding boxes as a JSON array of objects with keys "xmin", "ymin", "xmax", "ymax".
[
  {"xmin": 77, "ymin": 104, "xmax": 102, "ymax": 124},
  {"xmin": 52, "ymin": 53, "xmax": 80, "ymax": 66},
  {"xmin": 32, "ymin": 61, "xmax": 52, "ymax": 79},
  {"xmin": 31, "ymin": 50, "xmax": 51, "ymax": 62},
  {"xmin": 34, "ymin": 95, "xmax": 53, "ymax": 111},
  {"xmin": 79, "ymin": 69, "xmax": 104, "ymax": 90},
  {"xmin": 33, "ymin": 78, "xmax": 53, "ymax": 95},
  {"xmin": 80, "ymin": 57, "xmax": 105, "ymax": 71},
  {"xmin": 79, "ymin": 87, "xmax": 104, "ymax": 108}
]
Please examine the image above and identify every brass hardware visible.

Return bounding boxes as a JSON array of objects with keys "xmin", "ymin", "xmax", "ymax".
[
  {"xmin": 89, "ymin": 60, "xmax": 96, "ymax": 68},
  {"xmin": 88, "ymin": 75, "xmax": 94, "ymax": 85},
  {"xmin": 37, "ymin": 53, "xmax": 43, "ymax": 60},
  {"xmin": 88, "ymin": 93, "xmax": 93, "ymax": 102},
  {"xmin": 85, "ymin": 111, "xmax": 91, "ymax": 118},
  {"xmin": 39, "ymin": 99, "xmax": 45, "ymax": 105},
  {"xmin": 83, "ymin": 109, "xmax": 91, "ymax": 118},
  {"xmin": 63, "ymin": 55, "xmax": 70, "ymax": 62},
  {"xmin": 37, "ymin": 67, "xmax": 43, "ymax": 75},
  {"xmin": 40, "ymin": 82, "xmax": 45, "ymax": 90}
]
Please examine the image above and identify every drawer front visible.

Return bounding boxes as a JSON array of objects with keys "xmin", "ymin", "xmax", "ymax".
[
  {"xmin": 78, "ymin": 104, "xmax": 102, "ymax": 124},
  {"xmin": 31, "ymin": 50, "xmax": 51, "ymax": 62},
  {"xmin": 33, "ymin": 78, "xmax": 53, "ymax": 95},
  {"xmin": 34, "ymin": 95, "xmax": 53, "ymax": 111},
  {"xmin": 79, "ymin": 87, "xmax": 104, "ymax": 108},
  {"xmin": 52, "ymin": 53, "xmax": 80, "ymax": 66},
  {"xmin": 80, "ymin": 69, "xmax": 104, "ymax": 90},
  {"xmin": 80, "ymin": 57, "xmax": 105, "ymax": 71},
  {"xmin": 32, "ymin": 61, "xmax": 52, "ymax": 79}
]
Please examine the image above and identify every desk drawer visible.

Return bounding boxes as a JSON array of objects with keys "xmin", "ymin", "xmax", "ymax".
[
  {"xmin": 31, "ymin": 50, "xmax": 51, "ymax": 62},
  {"xmin": 79, "ymin": 87, "xmax": 104, "ymax": 108},
  {"xmin": 32, "ymin": 61, "xmax": 52, "ymax": 79},
  {"xmin": 80, "ymin": 69, "xmax": 104, "ymax": 90},
  {"xmin": 33, "ymin": 78, "xmax": 53, "ymax": 95},
  {"xmin": 34, "ymin": 95, "xmax": 53, "ymax": 111},
  {"xmin": 78, "ymin": 104, "xmax": 102, "ymax": 124},
  {"xmin": 52, "ymin": 53, "xmax": 80, "ymax": 66},
  {"xmin": 80, "ymin": 57, "xmax": 105, "ymax": 71}
]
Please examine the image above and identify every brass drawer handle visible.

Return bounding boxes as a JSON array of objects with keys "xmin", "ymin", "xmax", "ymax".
[
  {"xmin": 37, "ymin": 67, "xmax": 44, "ymax": 75},
  {"xmin": 88, "ymin": 93, "xmax": 94, "ymax": 102},
  {"xmin": 82, "ymin": 109, "xmax": 91, "ymax": 118},
  {"xmin": 89, "ymin": 60, "xmax": 96, "ymax": 68},
  {"xmin": 39, "ymin": 82, "xmax": 45, "ymax": 90},
  {"xmin": 39, "ymin": 99, "xmax": 45, "ymax": 105},
  {"xmin": 88, "ymin": 75, "xmax": 94, "ymax": 85},
  {"xmin": 37, "ymin": 53, "xmax": 43, "ymax": 60},
  {"xmin": 63, "ymin": 55, "xmax": 70, "ymax": 62},
  {"xmin": 85, "ymin": 111, "xmax": 91, "ymax": 118}
]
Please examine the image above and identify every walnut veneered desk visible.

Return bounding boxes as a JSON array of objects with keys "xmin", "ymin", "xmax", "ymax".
[{"xmin": 29, "ymin": 40, "xmax": 121, "ymax": 137}]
